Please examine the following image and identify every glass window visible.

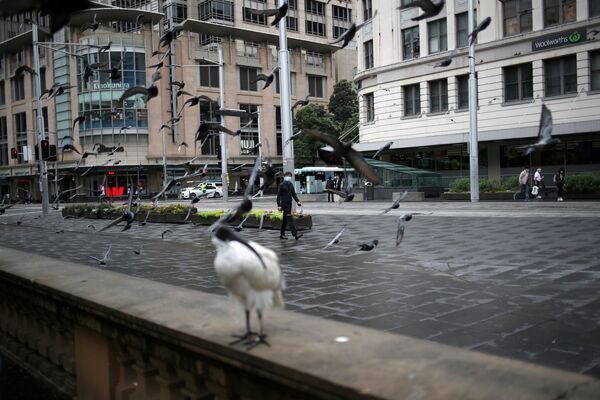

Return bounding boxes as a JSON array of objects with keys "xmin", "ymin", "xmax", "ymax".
[
  {"xmin": 403, "ymin": 84, "xmax": 420, "ymax": 116},
  {"xmin": 544, "ymin": 55, "xmax": 577, "ymax": 97},
  {"xmin": 0, "ymin": 117, "xmax": 7, "ymax": 166},
  {"xmin": 275, "ymin": 71, "xmax": 296, "ymax": 95},
  {"xmin": 504, "ymin": 63, "xmax": 533, "ymax": 102},
  {"xmin": 429, "ymin": 79, "xmax": 448, "ymax": 113},
  {"xmin": 305, "ymin": 0, "xmax": 326, "ymax": 36},
  {"xmin": 332, "ymin": 5, "xmax": 351, "ymax": 38},
  {"xmin": 197, "ymin": 61, "xmax": 219, "ymax": 88},
  {"xmin": 364, "ymin": 40, "xmax": 374, "ymax": 69},
  {"xmin": 428, "ymin": 18, "xmax": 447, "ymax": 54},
  {"xmin": 13, "ymin": 112, "xmax": 27, "ymax": 164},
  {"xmin": 0, "ymin": 81, "xmax": 5, "ymax": 105},
  {"xmin": 457, "ymin": 75, "xmax": 469, "ymax": 110},
  {"xmin": 243, "ymin": 0, "xmax": 267, "ymax": 25},
  {"xmin": 199, "ymin": 0, "xmax": 235, "ymax": 22},
  {"xmin": 364, "ymin": 93, "xmax": 374, "ymax": 122},
  {"xmin": 544, "ymin": 0, "xmax": 576, "ymax": 27},
  {"xmin": 592, "ymin": 1, "xmax": 600, "ymax": 17},
  {"xmin": 275, "ymin": 105, "xmax": 282, "ymax": 155},
  {"xmin": 504, "ymin": 0, "xmax": 532, "ymax": 37},
  {"xmin": 456, "ymin": 13, "xmax": 469, "ymax": 48},
  {"xmin": 239, "ymin": 67, "xmax": 259, "ymax": 91},
  {"xmin": 11, "ymin": 75, "xmax": 25, "ymax": 101},
  {"xmin": 307, "ymin": 75, "xmax": 326, "ymax": 98},
  {"xmin": 591, "ymin": 51, "xmax": 600, "ymax": 91},
  {"xmin": 362, "ymin": 0, "xmax": 372, "ymax": 20},
  {"xmin": 402, "ymin": 26, "xmax": 420, "ymax": 60},
  {"xmin": 239, "ymin": 103, "xmax": 259, "ymax": 153}
]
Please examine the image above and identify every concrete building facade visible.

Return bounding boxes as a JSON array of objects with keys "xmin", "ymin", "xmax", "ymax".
[
  {"xmin": 354, "ymin": 0, "xmax": 600, "ymax": 187},
  {"xmin": 0, "ymin": 0, "xmax": 356, "ymax": 200}
]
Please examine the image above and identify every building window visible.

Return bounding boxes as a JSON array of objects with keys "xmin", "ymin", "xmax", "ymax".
[
  {"xmin": 11, "ymin": 75, "xmax": 25, "ymax": 101},
  {"xmin": 243, "ymin": 0, "xmax": 267, "ymax": 25},
  {"xmin": 237, "ymin": 40, "xmax": 259, "ymax": 59},
  {"xmin": 307, "ymin": 75, "xmax": 326, "ymax": 98},
  {"xmin": 544, "ymin": 55, "xmax": 577, "ymax": 97},
  {"xmin": 364, "ymin": 40, "xmax": 374, "ymax": 69},
  {"xmin": 239, "ymin": 66, "xmax": 259, "ymax": 91},
  {"xmin": 403, "ymin": 84, "xmax": 420, "ymax": 116},
  {"xmin": 401, "ymin": 0, "xmax": 417, "ymax": 5},
  {"xmin": 0, "ymin": 117, "xmax": 7, "ymax": 166},
  {"xmin": 592, "ymin": 1, "xmax": 600, "ymax": 17},
  {"xmin": 428, "ymin": 18, "xmax": 447, "ymax": 54},
  {"xmin": 429, "ymin": 79, "xmax": 448, "ymax": 113},
  {"xmin": 457, "ymin": 75, "xmax": 469, "ymax": 110},
  {"xmin": 364, "ymin": 93, "xmax": 374, "ymax": 122},
  {"xmin": 504, "ymin": 63, "xmax": 533, "ymax": 102},
  {"xmin": 0, "ymin": 81, "xmax": 5, "ymax": 105},
  {"xmin": 199, "ymin": 100, "xmax": 220, "ymax": 155},
  {"xmin": 402, "ymin": 26, "xmax": 420, "ymax": 60},
  {"xmin": 163, "ymin": 1, "xmax": 188, "ymax": 23},
  {"xmin": 543, "ymin": 0, "xmax": 575, "ymax": 27},
  {"xmin": 33, "ymin": 67, "xmax": 46, "ymax": 97},
  {"xmin": 198, "ymin": 0, "xmax": 235, "ymax": 22},
  {"xmin": 14, "ymin": 112, "xmax": 27, "ymax": 164},
  {"xmin": 275, "ymin": 71, "xmax": 296, "ymax": 95},
  {"xmin": 362, "ymin": 0, "xmax": 372, "ymax": 20},
  {"xmin": 239, "ymin": 103, "xmax": 259, "ymax": 154},
  {"xmin": 275, "ymin": 105, "xmax": 282, "ymax": 155},
  {"xmin": 503, "ymin": 0, "xmax": 532, "ymax": 37},
  {"xmin": 276, "ymin": 0, "xmax": 298, "ymax": 31},
  {"xmin": 306, "ymin": 51, "xmax": 324, "ymax": 68},
  {"xmin": 197, "ymin": 60, "xmax": 219, "ymax": 88},
  {"xmin": 456, "ymin": 12, "xmax": 469, "ymax": 48},
  {"xmin": 305, "ymin": 0, "xmax": 326, "ymax": 37},
  {"xmin": 332, "ymin": 5, "xmax": 351, "ymax": 39},
  {"xmin": 591, "ymin": 51, "xmax": 600, "ymax": 91}
]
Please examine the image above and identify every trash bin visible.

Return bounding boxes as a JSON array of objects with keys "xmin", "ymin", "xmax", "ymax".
[{"xmin": 365, "ymin": 182, "xmax": 374, "ymax": 201}]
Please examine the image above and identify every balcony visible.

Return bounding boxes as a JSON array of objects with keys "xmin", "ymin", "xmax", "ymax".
[{"xmin": 198, "ymin": 0, "xmax": 235, "ymax": 25}]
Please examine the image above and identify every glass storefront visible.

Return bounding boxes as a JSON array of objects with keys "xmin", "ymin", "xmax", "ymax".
[{"xmin": 77, "ymin": 48, "xmax": 148, "ymax": 134}]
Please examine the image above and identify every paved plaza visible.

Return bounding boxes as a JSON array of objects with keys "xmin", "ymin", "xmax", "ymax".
[{"xmin": 1, "ymin": 200, "xmax": 600, "ymax": 378}]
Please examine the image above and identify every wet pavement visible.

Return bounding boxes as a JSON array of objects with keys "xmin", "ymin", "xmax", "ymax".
[{"xmin": 1, "ymin": 203, "xmax": 599, "ymax": 377}]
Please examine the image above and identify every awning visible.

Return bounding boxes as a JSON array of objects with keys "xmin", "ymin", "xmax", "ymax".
[{"xmin": 180, "ymin": 19, "xmax": 339, "ymax": 53}]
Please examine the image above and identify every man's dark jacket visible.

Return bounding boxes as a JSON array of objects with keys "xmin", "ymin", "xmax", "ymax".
[{"xmin": 277, "ymin": 181, "xmax": 299, "ymax": 211}]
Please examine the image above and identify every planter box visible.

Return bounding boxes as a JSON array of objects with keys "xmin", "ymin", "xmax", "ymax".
[
  {"xmin": 62, "ymin": 208, "xmax": 312, "ymax": 230},
  {"xmin": 563, "ymin": 192, "xmax": 600, "ymax": 200}
]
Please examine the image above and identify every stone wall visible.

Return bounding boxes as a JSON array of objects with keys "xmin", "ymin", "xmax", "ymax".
[{"xmin": 1, "ymin": 247, "xmax": 599, "ymax": 399}]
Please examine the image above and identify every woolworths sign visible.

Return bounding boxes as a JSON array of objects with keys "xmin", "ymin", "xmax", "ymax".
[{"xmin": 532, "ymin": 29, "xmax": 586, "ymax": 51}]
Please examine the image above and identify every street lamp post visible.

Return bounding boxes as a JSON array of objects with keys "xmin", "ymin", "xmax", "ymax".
[
  {"xmin": 32, "ymin": 23, "xmax": 50, "ymax": 214},
  {"xmin": 278, "ymin": 0, "xmax": 295, "ymax": 178},
  {"xmin": 215, "ymin": 43, "xmax": 228, "ymax": 202},
  {"xmin": 468, "ymin": 0, "xmax": 479, "ymax": 202}
]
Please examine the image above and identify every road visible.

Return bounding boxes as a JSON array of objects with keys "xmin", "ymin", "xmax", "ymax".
[{"xmin": 1, "ymin": 200, "xmax": 599, "ymax": 377}]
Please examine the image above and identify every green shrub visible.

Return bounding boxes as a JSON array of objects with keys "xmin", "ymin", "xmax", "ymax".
[
  {"xmin": 449, "ymin": 176, "xmax": 519, "ymax": 193},
  {"xmin": 565, "ymin": 173, "xmax": 600, "ymax": 193},
  {"xmin": 196, "ymin": 210, "xmax": 227, "ymax": 218},
  {"xmin": 449, "ymin": 177, "xmax": 471, "ymax": 193}
]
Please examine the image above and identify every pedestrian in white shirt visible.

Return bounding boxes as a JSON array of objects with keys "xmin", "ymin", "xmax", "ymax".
[{"xmin": 533, "ymin": 168, "xmax": 546, "ymax": 199}]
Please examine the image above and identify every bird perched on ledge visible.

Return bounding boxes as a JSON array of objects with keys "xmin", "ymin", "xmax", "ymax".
[{"xmin": 212, "ymin": 225, "xmax": 285, "ymax": 350}]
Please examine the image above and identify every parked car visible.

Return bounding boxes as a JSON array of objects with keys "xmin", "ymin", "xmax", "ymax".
[{"xmin": 179, "ymin": 183, "xmax": 223, "ymax": 199}]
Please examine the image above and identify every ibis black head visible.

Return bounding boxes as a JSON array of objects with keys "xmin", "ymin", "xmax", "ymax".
[{"xmin": 404, "ymin": 214, "xmax": 413, "ymax": 222}]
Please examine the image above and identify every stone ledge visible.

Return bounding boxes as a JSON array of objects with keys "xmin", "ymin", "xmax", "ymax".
[{"xmin": 1, "ymin": 247, "xmax": 599, "ymax": 399}]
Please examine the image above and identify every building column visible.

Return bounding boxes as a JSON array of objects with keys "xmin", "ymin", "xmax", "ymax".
[{"xmin": 487, "ymin": 143, "xmax": 501, "ymax": 181}]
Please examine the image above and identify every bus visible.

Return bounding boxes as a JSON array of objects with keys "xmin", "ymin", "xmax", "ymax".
[{"xmin": 293, "ymin": 166, "xmax": 357, "ymax": 193}]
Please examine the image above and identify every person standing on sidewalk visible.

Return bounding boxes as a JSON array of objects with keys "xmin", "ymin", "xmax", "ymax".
[
  {"xmin": 277, "ymin": 172, "xmax": 303, "ymax": 240},
  {"xmin": 533, "ymin": 168, "xmax": 547, "ymax": 199},
  {"xmin": 554, "ymin": 167, "xmax": 565, "ymax": 202},
  {"xmin": 325, "ymin": 176, "xmax": 334, "ymax": 202},
  {"xmin": 517, "ymin": 167, "xmax": 530, "ymax": 201}
]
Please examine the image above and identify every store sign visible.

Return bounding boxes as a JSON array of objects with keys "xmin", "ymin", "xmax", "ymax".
[
  {"xmin": 106, "ymin": 186, "xmax": 125, "ymax": 196},
  {"xmin": 532, "ymin": 29, "xmax": 586, "ymax": 51},
  {"xmin": 92, "ymin": 81, "xmax": 131, "ymax": 90}
]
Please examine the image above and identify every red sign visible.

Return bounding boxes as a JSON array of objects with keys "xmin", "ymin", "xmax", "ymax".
[{"xmin": 106, "ymin": 186, "xmax": 125, "ymax": 196}]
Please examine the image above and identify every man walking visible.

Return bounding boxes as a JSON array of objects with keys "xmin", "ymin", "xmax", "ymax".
[
  {"xmin": 516, "ymin": 167, "xmax": 530, "ymax": 201},
  {"xmin": 325, "ymin": 176, "xmax": 334, "ymax": 202},
  {"xmin": 554, "ymin": 167, "xmax": 565, "ymax": 201},
  {"xmin": 277, "ymin": 171, "xmax": 303, "ymax": 240}
]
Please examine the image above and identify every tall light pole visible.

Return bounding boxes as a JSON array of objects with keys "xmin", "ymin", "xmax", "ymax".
[
  {"xmin": 468, "ymin": 0, "xmax": 479, "ymax": 202},
  {"xmin": 215, "ymin": 43, "xmax": 228, "ymax": 202},
  {"xmin": 278, "ymin": 0, "xmax": 295, "ymax": 178},
  {"xmin": 32, "ymin": 23, "xmax": 50, "ymax": 214}
]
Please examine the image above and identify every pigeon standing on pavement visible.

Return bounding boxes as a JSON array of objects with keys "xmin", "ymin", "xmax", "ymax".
[
  {"xmin": 357, "ymin": 240, "xmax": 379, "ymax": 252},
  {"xmin": 212, "ymin": 225, "xmax": 284, "ymax": 350}
]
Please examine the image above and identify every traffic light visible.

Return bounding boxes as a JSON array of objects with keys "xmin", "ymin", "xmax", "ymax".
[
  {"xmin": 48, "ymin": 144, "xmax": 57, "ymax": 162},
  {"xmin": 10, "ymin": 148, "xmax": 18, "ymax": 159},
  {"xmin": 41, "ymin": 140, "xmax": 50, "ymax": 160}
]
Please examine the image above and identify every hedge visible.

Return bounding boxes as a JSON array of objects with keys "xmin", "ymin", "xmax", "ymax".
[{"xmin": 449, "ymin": 177, "xmax": 519, "ymax": 193}]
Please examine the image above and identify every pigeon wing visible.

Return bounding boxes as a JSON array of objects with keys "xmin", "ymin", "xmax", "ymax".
[
  {"xmin": 538, "ymin": 104, "xmax": 553, "ymax": 142},
  {"xmin": 118, "ymin": 86, "xmax": 148, "ymax": 103},
  {"xmin": 345, "ymin": 147, "xmax": 380, "ymax": 184}
]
